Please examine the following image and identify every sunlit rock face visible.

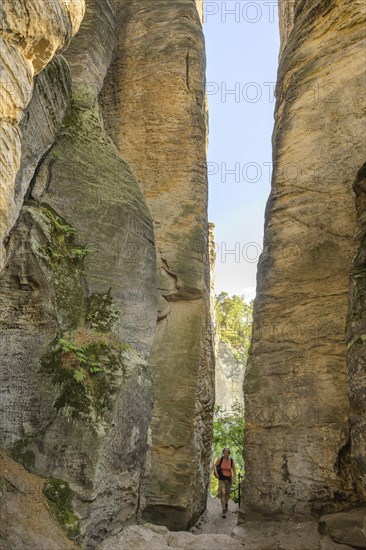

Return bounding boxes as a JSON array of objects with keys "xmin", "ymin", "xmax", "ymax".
[
  {"xmin": 0, "ymin": 0, "xmax": 85, "ymax": 269},
  {"xmin": 241, "ymin": 0, "xmax": 366, "ymax": 524},
  {"xmin": 100, "ymin": 0, "xmax": 214, "ymax": 531}
]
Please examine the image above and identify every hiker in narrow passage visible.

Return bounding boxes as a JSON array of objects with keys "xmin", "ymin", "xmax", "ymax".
[{"xmin": 214, "ymin": 447, "xmax": 236, "ymax": 518}]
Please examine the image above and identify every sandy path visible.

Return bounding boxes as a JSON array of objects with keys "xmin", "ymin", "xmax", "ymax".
[{"xmin": 190, "ymin": 496, "xmax": 239, "ymax": 536}]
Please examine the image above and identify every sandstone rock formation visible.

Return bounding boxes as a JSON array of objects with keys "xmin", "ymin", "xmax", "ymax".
[
  {"xmin": 319, "ymin": 508, "xmax": 366, "ymax": 549},
  {"xmin": 1, "ymin": 0, "xmax": 214, "ymax": 543},
  {"xmin": 1, "ymin": 0, "xmax": 366, "ymax": 547},
  {"xmin": 0, "ymin": 451, "xmax": 78, "ymax": 550},
  {"xmin": 346, "ymin": 163, "xmax": 366, "ymax": 503},
  {"xmin": 100, "ymin": 0, "xmax": 214, "ymax": 531},
  {"xmin": 232, "ymin": 521, "xmax": 358, "ymax": 550},
  {"xmin": 242, "ymin": 0, "xmax": 366, "ymax": 528},
  {"xmin": 1, "ymin": 0, "xmax": 158, "ymax": 544},
  {"xmin": 0, "ymin": 0, "xmax": 85, "ymax": 269},
  {"xmin": 0, "ymin": 448, "xmax": 359, "ymax": 550}
]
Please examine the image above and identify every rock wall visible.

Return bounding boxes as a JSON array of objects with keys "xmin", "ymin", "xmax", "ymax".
[
  {"xmin": 100, "ymin": 0, "xmax": 214, "ymax": 531},
  {"xmin": 241, "ymin": 0, "xmax": 366, "ymax": 524},
  {"xmin": 278, "ymin": 0, "xmax": 294, "ymax": 56},
  {"xmin": 347, "ymin": 162, "xmax": 366, "ymax": 502},
  {"xmin": 1, "ymin": 0, "xmax": 157, "ymax": 545},
  {"xmin": 0, "ymin": 0, "xmax": 85, "ymax": 269},
  {"xmin": 1, "ymin": 0, "xmax": 365, "ymax": 546},
  {"xmin": 1, "ymin": 0, "xmax": 214, "ymax": 542},
  {"xmin": 0, "ymin": 451, "xmax": 78, "ymax": 549}
]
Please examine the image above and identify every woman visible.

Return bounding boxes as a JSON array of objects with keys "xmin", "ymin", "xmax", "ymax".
[{"xmin": 214, "ymin": 447, "xmax": 236, "ymax": 518}]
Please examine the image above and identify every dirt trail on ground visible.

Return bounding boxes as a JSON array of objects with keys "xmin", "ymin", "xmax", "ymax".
[{"xmin": 191, "ymin": 496, "xmax": 239, "ymax": 536}]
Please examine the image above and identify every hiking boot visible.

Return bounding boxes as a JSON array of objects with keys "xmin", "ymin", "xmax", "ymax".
[{"xmin": 222, "ymin": 511, "xmax": 226, "ymax": 518}]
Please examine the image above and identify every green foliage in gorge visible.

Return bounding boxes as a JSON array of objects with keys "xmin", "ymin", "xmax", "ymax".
[
  {"xmin": 215, "ymin": 292, "xmax": 253, "ymax": 364},
  {"xmin": 212, "ymin": 292, "xmax": 253, "ymax": 501}
]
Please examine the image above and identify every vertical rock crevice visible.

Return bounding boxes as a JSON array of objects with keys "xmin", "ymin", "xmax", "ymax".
[
  {"xmin": 346, "ymin": 162, "xmax": 366, "ymax": 503},
  {"xmin": 100, "ymin": 0, "xmax": 214, "ymax": 530}
]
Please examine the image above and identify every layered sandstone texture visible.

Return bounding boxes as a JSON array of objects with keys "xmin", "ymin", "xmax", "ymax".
[
  {"xmin": 0, "ymin": 449, "xmax": 360, "ymax": 550},
  {"xmin": 0, "ymin": 0, "xmax": 158, "ymax": 545},
  {"xmin": 100, "ymin": 0, "xmax": 214, "ymax": 531},
  {"xmin": 0, "ymin": 0, "xmax": 85, "ymax": 269},
  {"xmin": 0, "ymin": 451, "xmax": 78, "ymax": 550},
  {"xmin": 242, "ymin": 0, "xmax": 366, "ymax": 524}
]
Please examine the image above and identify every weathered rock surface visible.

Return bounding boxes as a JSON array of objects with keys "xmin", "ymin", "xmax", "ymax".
[
  {"xmin": 278, "ymin": 0, "xmax": 294, "ymax": 56},
  {"xmin": 232, "ymin": 522, "xmax": 355, "ymax": 550},
  {"xmin": 215, "ymin": 341, "xmax": 244, "ymax": 411},
  {"xmin": 14, "ymin": 55, "xmax": 72, "ymax": 224},
  {"xmin": 3, "ymin": 0, "xmax": 365, "ymax": 545},
  {"xmin": 242, "ymin": 0, "xmax": 366, "ymax": 524},
  {"xmin": 0, "ymin": 0, "xmax": 85, "ymax": 72},
  {"xmin": 319, "ymin": 508, "xmax": 366, "ymax": 549},
  {"xmin": 100, "ymin": 0, "xmax": 214, "ymax": 530},
  {"xmin": 0, "ymin": 0, "xmax": 157, "ymax": 544},
  {"xmin": 0, "ymin": 454, "xmax": 356, "ymax": 550},
  {"xmin": 100, "ymin": 524, "xmax": 244, "ymax": 550},
  {"xmin": 63, "ymin": 0, "xmax": 116, "ymax": 95},
  {"xmin": 346, "ymin": 163, "xmax": 366, "ymax": 502},
  {"xmin": 0, "ymin": 451, "xmax": 77, "ymax": 550},
  {"xmin": 0, "ymin": 0, "xmax": 85, "ymax": 268}
]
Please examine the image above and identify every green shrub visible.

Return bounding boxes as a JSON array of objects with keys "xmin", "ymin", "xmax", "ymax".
[{"xmin": 43, "ymin": 478, "xmax": 80, "ymax": 538}]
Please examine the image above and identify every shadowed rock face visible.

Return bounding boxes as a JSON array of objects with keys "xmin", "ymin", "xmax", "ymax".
[
  {"xmin": 241, "ymin": 0, "xmax": 366, "ymax": 523},
  {"xmin": 1, "ymin": 0, "xmax": 214, "ymax": 540},
  {"xmin": 347, "ymin": 163, "xmax": 366, "ymax": 502},
  {"xmin": 0, "ymin": 0, "xmax": 157, "ymax": 544},
  {"xmin": 100, "ymin": 0, "xmax": 214, "ymax": 531}
]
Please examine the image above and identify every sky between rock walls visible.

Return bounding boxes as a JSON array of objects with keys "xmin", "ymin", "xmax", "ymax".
[{"xmin": 204, "ymin": 0, "xmax": 280, "ymax": 301}]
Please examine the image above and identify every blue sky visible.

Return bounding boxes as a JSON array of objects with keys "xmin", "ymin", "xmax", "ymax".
[{"xmin": 203, "ymin": 1, "xmax": 280, "ymax": 301}]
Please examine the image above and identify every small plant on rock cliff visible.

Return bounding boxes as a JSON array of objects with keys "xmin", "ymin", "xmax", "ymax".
[
  {"xmin": 43, "ymin": 478, "xmax": 80, "ymax": 539},
  {"xmin": 58, "ymin": 336, "xmax": 103, "ymax": 383},
  {"xmin": 41, "ymin": 328, "xmax": 130, "ymax": 419},
  {"xmin": 40, "ymin": 204, "xmax": 92, "ymax": 264},
  {"xmin": 30, "ymin": 203, "xmax": 93, "ymax": 329}
]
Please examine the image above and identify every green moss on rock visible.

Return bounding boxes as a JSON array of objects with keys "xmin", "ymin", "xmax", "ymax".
[
  {"xmin": 41, "ymin": 328, "xmax": 131, "ymax": 420},
  {"xmin": 43, "ymin": 478, "xmax": 80, "ymax": 539},
  {"xmin": 10, "ymin": 439, "xmax": 35, "ymax": 470},
  {"xmin": 24, "ymin": 202, "xmax": 88, "ymax": 330}
]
